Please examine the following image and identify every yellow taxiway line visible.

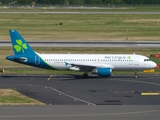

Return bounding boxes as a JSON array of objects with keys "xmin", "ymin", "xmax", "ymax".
[
  {"xmin": 47, "ymin": 75, "xmax": 52, "ymax": 81},
  {"xmin": 141, "ymin": 92, "xmax": 160, "ymax": 96}
]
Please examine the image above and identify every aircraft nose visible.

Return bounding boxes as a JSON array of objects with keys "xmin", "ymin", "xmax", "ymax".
[{"xmin": 152, "ymin": 62, "xmax": 157, "ymax": 68}]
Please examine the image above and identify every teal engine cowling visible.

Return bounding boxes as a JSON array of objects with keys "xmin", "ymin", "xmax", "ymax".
[{"xmin": 92, "ymin": 68, "xmax": 112, "ymax": 77}]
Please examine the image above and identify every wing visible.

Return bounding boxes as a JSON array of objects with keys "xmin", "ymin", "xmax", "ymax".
[{"xmin": 65, "ymin": 62, "xmax": 114, "ymax": 72}]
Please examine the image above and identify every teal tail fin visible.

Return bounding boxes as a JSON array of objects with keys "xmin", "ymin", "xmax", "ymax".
[
  {"xmin": 7, "ymin": 30, "xmax": 55, "ymax": 70},
  {"xmin": 9, "ymin": 30, "xmax": 35, "ymax": 55}
]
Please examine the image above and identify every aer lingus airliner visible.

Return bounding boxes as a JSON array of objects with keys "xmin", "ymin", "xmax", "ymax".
[{"xmin": 6, "ymin": 30, "xmax": 157, "ymax": 78}]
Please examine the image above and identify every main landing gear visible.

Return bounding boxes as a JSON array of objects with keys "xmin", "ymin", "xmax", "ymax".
[
  {"xmin": 134, "ymin": 70, "xmax": 138, "ymax": 79},
  {"xmin": 83, "ymin": 72, "xmax": 88, "ymax": 78}
]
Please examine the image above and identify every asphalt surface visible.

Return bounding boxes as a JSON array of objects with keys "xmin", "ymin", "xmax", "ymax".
[
  {"xmin": 0, "ymin": 74, "xmax": 160, "ymax": 120},
  {"xmin": 1, "ymin": 10, "xmax": 160, "ymax": 119},
  {"xmin": 0, "ymin": 105, "xmax": 160, "ymax": 120},
  {"xmin": 1, "ymin": 40, "xmax": 160, "ymax": 48},
  {"xmin": 0, "ymin": 74, "xmax": 160, "ymax": 105},
  {"xmin": 1, "ymin": 11, "xmax": 160, "ymax": 14}
]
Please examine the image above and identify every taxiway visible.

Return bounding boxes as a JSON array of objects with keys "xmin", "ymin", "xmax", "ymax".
[
  {"xmin": 0, "ymin": 74, "xmax": 160, "ymax": 105},
  {"xmin": 0, "ymin": 74, "xmax": 160, "ymax": 120}
]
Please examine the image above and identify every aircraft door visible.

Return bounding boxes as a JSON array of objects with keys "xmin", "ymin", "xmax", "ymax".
[
  {"xmin": 134, "ymin": 55, "xmax": 139, "ymax": 65},
  {"xmin": 35, "ymin": 56, "xmax": 40, "ymax": 65}
]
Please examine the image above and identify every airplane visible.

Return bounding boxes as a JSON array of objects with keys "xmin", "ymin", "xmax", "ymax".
[{"xmin": 6, "ymin": 30, "xmax": 157, "ymax": 78}]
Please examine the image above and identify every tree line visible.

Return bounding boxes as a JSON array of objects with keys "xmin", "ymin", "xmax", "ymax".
[{"xmin": 1, "ymin": 0, "xmax": 160, "ymax": 5}]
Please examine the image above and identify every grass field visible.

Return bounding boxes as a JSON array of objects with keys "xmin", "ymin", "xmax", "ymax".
[
  {"xmin": 0, "ymin": 7, "xmax": 160, "ymax": 74},
  {"xmin": 0, "ymin": 89, "xmax": 45, "ymax": 105},
  {"xmin": 0, "ymin": 47, "xmax": 160, "ymax": 74},
  {"xmin": 0, "ymin": 12, "xmax": 160, "ymax": 40}
]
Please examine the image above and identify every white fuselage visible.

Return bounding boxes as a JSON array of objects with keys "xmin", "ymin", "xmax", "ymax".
[
  {"xmin": 38, "ymin": 54, "xmax": 156, "ymax": 71},
  {"xmin": 7, "ymin": 30, "xmax": 157, "ymax": 77}
]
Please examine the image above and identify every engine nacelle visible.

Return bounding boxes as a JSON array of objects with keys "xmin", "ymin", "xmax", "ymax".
[{"xmin": 92, "ymin": 68, "xmax": 112, "ymax": 77}]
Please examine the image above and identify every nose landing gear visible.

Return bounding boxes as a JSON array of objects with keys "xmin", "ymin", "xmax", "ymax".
[{"xmin": 134, "ymin": 70, "xmax": 138, "ymax": 78}]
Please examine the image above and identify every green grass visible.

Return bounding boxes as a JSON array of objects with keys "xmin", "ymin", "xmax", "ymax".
[
  {"xmin": 150, "ymin": 57, "xmax": 160, "ymax": 64},
  {"xmin": 0, "ymin": 13, "xmax": 160, "ymax": 40},
  {"xmin": 3, "ymin": 68, "xmax": 83, "ymax": 74},
  {"xmin": 0, "ymin": 89, "xmax": 45, "ymax": 105},
  {"xmin": 0, "ymin": 6, "xmax": 160, "ymax": 74}
]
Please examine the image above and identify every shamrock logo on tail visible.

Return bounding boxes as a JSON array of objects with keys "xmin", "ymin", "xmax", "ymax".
[{"xmin": 14, "ymin": 39, "xmax": 27, "ymax": 53}]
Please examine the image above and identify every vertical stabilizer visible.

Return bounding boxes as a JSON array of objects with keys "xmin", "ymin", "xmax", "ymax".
[{"xmin": 9, "ymin": 30, "xmax": 35, "ymax": 55}]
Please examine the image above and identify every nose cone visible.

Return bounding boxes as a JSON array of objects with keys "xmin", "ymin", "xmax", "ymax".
[{"xmin": 152, "ymin": 62, "xmax": 157, "ymax": 68}]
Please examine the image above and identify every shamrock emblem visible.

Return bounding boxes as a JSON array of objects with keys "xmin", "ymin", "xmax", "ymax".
[
  {"xmin": 127, "ymin": 56, "xmax": 131, "ymax": 59},
  {"xmin": 14, "ymin": 39, "xmax": 27, "ymax": 53}
]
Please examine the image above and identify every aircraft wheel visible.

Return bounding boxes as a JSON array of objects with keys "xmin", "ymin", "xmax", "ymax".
[{"xmin": 134, "ymin": 76, "xmax": 138, "ymax": 79}]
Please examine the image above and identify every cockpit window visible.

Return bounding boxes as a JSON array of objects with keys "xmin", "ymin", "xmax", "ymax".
[{"xmin": 144, "ymin": 59, "xmax": 151, "ymax": 62}]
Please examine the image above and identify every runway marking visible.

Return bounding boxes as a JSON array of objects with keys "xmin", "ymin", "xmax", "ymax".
[
  {"xmin": 47, "ymin": 75, "xmax": 52, "ymax": 81},
  {"xmin": 26, "ymin": 83, "xmax": 96, "ymax": 106},
  {"xmin": 0, "ymin": 109, "xmax": 160, "ymax": 118},
  {"xmin": 107, "ymin": 79, "xmax": 160, "ymax": 96},
  {"xmin": 109, "ymin": 79, "xmax": 160, "ymax": 87},
  {"xmin": 141, "ymin": 92, "xmax": 160, "ymax": 96},
  {"xmin": 114, "ymin": 91, "xmax": 119, "ymax": 93},
  {"xmin": 47, "ymin": 86, "xmax": 96, "ymax": 106},
  {"xmin": 114, "ymin": 91, "xmax": 143, "ymax": 94},
  {"xmin": 30, "ymin": 76, "xmax": 34, "ymax": 80},
  {"xmin": 122, "ymin": 91, "xmax": 128, "ymax": 93},
  {"xmin": 0, "ymin": 83, "xmax": 96, "ymax": 106}
]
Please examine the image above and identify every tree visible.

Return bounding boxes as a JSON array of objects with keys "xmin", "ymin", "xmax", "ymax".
[{"xmin": 84, "ymin": 0, "xmax": 93, "ymax": 4}]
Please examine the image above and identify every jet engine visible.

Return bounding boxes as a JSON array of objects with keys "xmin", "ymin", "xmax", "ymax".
[{"xmin": 92, "ymin": 68, "xmax": 112, "ymax": 77}]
